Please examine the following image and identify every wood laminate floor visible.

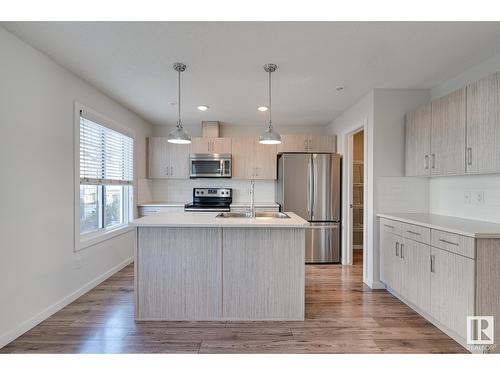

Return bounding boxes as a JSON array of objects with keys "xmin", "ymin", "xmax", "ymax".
[{"xmin": 0, "ymin": 252, "xmax": 466, "ymax": 353}]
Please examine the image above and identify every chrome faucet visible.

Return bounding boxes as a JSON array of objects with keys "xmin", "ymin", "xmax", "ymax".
[{"xmin": 249, "ymin": 179, "xmax": 256, "ymax": 218}]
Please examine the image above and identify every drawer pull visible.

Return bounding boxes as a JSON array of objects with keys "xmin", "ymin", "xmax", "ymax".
[
  {"xmin": 395, "ymin": 242, "xmax": 399, "ymax": 257},
  {"xmin": 439, "ymin": 239, "xmax": 459, "ymax": 247},
  {"xmin": 400, "ymin": 243, "xmax": 404, "ymax": 259},
  {"xmin": 407, "ymin": 230, "xmax": 421, "ymax": 236},
  {"xmin": 384, "ymin": 224, "xmax": 395, "ymax": 229}
]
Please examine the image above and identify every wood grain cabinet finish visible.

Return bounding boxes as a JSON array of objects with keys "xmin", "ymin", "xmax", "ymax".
[
  {"xmin": 231, "ymin": 136, "xmax": 277, "ymax": 180},
  {"xmin": 430, "ymin": 247, "xmax": 475, "ymax": 339},
  {"xmin": 466, "ymin": 72, "xmax": 500, "ymax": 174},
  {"xmin": 222, "ymin": 228, "xmax": 305, "ymax": 320},
  {"xmin": 277, "ymin": 134, "xmax": 336, "ymax": 153},
  {"xmin": 401, "ymin": 238, "xmax": 431, "ymax": 314},
  {"xmin": 136, "ymin": 227, "xmax": 223, "ymax": 320},
  {"xmin": 190, "ymin": 137, "xmax": 231, "ymax": 154},
  {"xmin": 430, "ymin": 88, "xmax": 467, "ymax": 176},
  {"xmin": 405, "ymin": 103, "xmax": 431, "ymax": 176},
  {"xmin": 148, "ymin": 137, "xmax": 189, "ymax": 179},
  {"xmin": 379, "ymin": 217, "xmax": 500, "ymax": 352}
]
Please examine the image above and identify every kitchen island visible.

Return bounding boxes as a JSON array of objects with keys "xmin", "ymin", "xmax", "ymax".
[{"xmin": 132, "ymin": 211, "xmax": 308, "ymax": 321}]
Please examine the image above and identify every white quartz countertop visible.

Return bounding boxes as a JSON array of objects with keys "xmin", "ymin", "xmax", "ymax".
[
  {"xmin": 132, "ymin": 211, "xmax": 308, "ymax": 228},
  {"xmin": 138, "ymin": 202, "xmax": 279, "ymax": 208},
  {"xmin": 377, "ymin": 213, "xmax": 500, "ymax": 238}
]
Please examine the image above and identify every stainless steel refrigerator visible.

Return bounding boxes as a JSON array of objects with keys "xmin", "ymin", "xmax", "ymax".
[{"xmin": 276, "ymin": 153, "xmax": 341, "ymax": 263}]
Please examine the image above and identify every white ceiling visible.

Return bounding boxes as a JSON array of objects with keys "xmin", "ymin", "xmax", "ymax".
[{"xmin": 4, "ymin": 22, "xmax": 500, "ymax": 128}]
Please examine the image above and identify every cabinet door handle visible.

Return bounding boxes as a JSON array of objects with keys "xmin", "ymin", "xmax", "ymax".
[
  {"xmin": 430, "ymin": 254, "xmax": 435, "ymax": 273},
  {"xmin": 407, "ymin": 230, "xmax": 421, "ymax": 236},
  {"xmin": 309, "ymin": 139, "xmax": 312, "ymax": 150},
  {"xmin": 170, "ymin": 166, "xmax": 173, "ymax": 176},
  {"xmin": 395, "ymin": 242, "xmax": 399, "ymax": 257},
  {"xmin": 424, "ymin": 155, "xmax": 429, "ymax": 170},
  {"xmin": 166, "ymin": 166, "xmax": 169, "ymax": 176},
  {"xmin": 467, "ymin": 147, "xmax": 472, "ymax": 166},
  {"xmin": 400, "ymin": 243, "xmax": 404, "ymax": 259},
  {"xmin": 304, "ymin": 139, "xmax": 308, "ymax": 150},
  {"xmin": 384, "ymin": 224, "xmax": 394, "ymax": 229},
  {"xmin": 431, "ymin": 154, "xmax": 436, "ymax": 169},
  {"xmin": 439, "ymin": 238, "xmax": 459, "ymax": 247}
]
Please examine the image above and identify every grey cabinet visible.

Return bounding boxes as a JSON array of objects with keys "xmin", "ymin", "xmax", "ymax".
[
  {"xmin": 277, "ymin": 134, "xmax": 336, "ymax": 153},
  {"xmin": 430, "ymin": 247, "xmax": 475, "ymax": 339},
  {"xmin": 232, "ymin": 136, "xmax": 277, "ymax": 180},
  {"xmin": 430, "ymin": 88, "xmax": 467, "ymax": 176},
  {"xmin": 402, "ymin": 237, "xmax": 430, "ymax": 314},
  {"xmin": 190, "ymin": 137, "xmax": 231, "ymax": 154},
  {"xmin": 466, "ymin": 72, "xmax": 500, "ymax": 174},
  {"xmin": 405, "ymin": 103, "xmax": 431, "ymax": 176},
  {"xmin": 148, "ymin": 137, "xmax": 189, "ymax": 179}
]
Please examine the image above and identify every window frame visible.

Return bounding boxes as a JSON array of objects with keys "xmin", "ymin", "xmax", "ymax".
[{"xmin": 74, "ymin": 102, "xmax": 135, "ymax": 252}]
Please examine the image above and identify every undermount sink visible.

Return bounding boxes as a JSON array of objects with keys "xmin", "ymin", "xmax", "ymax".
[{"xmin": 216, "ymin": 211, "xmax": 290, "ymax": 219}]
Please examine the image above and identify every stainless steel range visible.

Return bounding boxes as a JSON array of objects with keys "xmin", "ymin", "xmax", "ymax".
[{"xmin": 184, "ymin": 188, "xmax": 232, "ymax": 212}]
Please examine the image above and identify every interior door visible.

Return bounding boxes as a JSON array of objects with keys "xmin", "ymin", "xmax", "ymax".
[
  {"xmin": 310, "ymin": 154, "xmax": 340, "ymax": 222},
  {"xmin": 281, "ymin": 153, "xmax": 311, "ymax": 220}
]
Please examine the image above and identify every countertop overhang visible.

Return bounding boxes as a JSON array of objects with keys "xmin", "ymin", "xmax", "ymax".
[
  {"xmin": 377, "ymin": 212, "xmax": 500, "ymax": 238},
  {"xmin": 132, "ymin": 211, "xmax": 308, "ymax": 228}
]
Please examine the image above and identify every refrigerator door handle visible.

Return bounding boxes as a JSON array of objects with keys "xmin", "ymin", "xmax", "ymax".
[
  {"xmin": 307, "ymin": 157, "xmax": 312, "ymax": 217},
  {"xmin": 310, "ymin": 155, "xmax": 315, "ymax": 219}
]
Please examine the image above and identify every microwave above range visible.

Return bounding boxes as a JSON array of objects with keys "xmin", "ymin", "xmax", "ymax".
[{"xmin": 189, "ymin": 153, "xmax": 232, "ymax": 178}]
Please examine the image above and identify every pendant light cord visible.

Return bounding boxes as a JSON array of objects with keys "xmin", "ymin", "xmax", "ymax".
[
  {"xmin": 268, "ymin": 69, "xmax": 272, "ymax": 130},
  {"xmin": 177, "ymin": 67, "xmax": 182, "ymax": 129}
]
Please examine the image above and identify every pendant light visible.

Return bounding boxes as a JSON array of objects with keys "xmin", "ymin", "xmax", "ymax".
[
  {"xmin": 168, "ymin": 62, "xmax": 191, "ymax": 144},
  {"xmin": 259, "ymin": 63, "xmax": 281, "ymax": 145}
]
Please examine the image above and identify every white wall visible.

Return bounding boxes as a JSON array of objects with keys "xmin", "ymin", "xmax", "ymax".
[
  {"xmin": 0, "ymin": 27, "xmax": 153, "ymax": 348},
  {"xmin": 428, "ymin": 49, "xmax": 500, "ymax": 223},
  {"xmin": 327, "ymin": 89, "xmax": 429, "ymax": 288}
]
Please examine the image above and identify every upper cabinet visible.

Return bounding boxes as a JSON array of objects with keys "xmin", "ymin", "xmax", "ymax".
[
  {"xmin": 148, "ymin": 137, "xmax": 189, "ymax": 179},
  {"xmin": 405, "ymin": 103, "xmax": 431, "ymax": 177},
  {"xmin": 190, "ymin": 137, "xmax": 231, "ymax": 154},
  {"xmin": 232, "ymin": 137, "xmax": 277, "ymax": 180},
  {"xmin": 466, "ymin": 72, "xmax": 500, "ymax": 174},
  {"xmin": 277, "ymin": 134, "xmax": 336, "ymax": 153},
  {"xmin": 430, "ymin": 88, "xmax": 466, "ymax": 176}
]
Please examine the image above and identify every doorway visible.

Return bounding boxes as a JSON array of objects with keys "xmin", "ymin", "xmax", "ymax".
[{"xmin": 351, "ymin": 130, "xmax": 364, "ymax": 265}]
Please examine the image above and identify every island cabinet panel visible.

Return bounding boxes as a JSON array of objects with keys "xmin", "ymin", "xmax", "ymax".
[
  {"xmin": 222, "ymin": 228, "xmax": 305, "ymax": 320},
  {"xmin": 136, "ymin": 227, "xmax": 222, "ymax": 320}
]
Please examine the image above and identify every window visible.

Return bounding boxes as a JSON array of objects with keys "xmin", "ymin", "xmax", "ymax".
[{"xmin": 75, "ymin": 104, "xmax": 134, "ymax": 250}]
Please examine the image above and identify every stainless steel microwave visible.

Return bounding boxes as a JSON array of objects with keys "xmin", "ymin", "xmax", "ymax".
[{"xmin": 189, "ymin": 154, "xmax": 232, "ymax": 178}]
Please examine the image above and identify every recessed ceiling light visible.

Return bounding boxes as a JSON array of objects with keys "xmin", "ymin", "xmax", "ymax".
[
  {"xmin": 335, "ymin": 85, "xmax": 345, "ymax": 91},
  {"xmin": 197, "ymin": 105, "xmax": 209, "ymax": 111},
  {"xmin": 257, "ymin": 106, "xmax": 269, "ymax": 112}
]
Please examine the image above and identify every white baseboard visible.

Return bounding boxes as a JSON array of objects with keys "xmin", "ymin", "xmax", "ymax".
[
  {"xmin": 0, "ymin": 256, "xmax": 133, "ymax": 349},
  {"xmin": 364, "ymin": 279, "xmax": 386, "ymax": 290}
]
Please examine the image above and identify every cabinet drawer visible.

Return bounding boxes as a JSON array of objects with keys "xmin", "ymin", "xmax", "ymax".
[
  {"xmin": 402, "ymin": 223, "xmax": 430, "ymax": 244},
  {"xmin": 431, "ymin": 229, "xmax": 475, "ymax": 259},
  {"xmin": 380, "ymin": 218, "xmax": 403, "ymax": 236}
]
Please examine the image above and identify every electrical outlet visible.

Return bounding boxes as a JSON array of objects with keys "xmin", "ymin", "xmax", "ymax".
[
  {"xmin": 464, "ymin": 191, "xmax": 471, "ymax": 204},
  {"xmin": 475, "ymin": 191, "xmax": 485, "ymax": 205}
]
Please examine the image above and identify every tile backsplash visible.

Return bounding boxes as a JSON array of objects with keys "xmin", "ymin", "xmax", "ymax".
[
  {"xmin": 146, "ymin": 179, "xmax": 276, "ymax": 203},
  {"xmin": 376, "ymin": 177, "xmax": 429, "ymax": 213}
]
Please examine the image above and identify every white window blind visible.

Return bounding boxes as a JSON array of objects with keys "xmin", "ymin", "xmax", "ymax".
[{"xmin": 79, "ymin": 112, "xmax": 134, "ymax": 185}]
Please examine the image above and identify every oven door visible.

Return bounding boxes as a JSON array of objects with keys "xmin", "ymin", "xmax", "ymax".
[{"xmin": 189, "ymin": 154, "xmax": 232, "ymax": 178}]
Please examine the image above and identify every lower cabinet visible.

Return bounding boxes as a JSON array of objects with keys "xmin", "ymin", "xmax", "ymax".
[
  {"xmin": 430, "ymin": 247, "xmax": 475, "ymax": 339},
  {"xmin": 379, "ymin": 218, "xmax": 481, "ymax": 349}
]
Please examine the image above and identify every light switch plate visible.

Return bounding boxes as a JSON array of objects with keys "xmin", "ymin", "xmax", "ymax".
[{"xmin": 473, "ymin": 191, "xmax": 485, "ymax": 205}]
